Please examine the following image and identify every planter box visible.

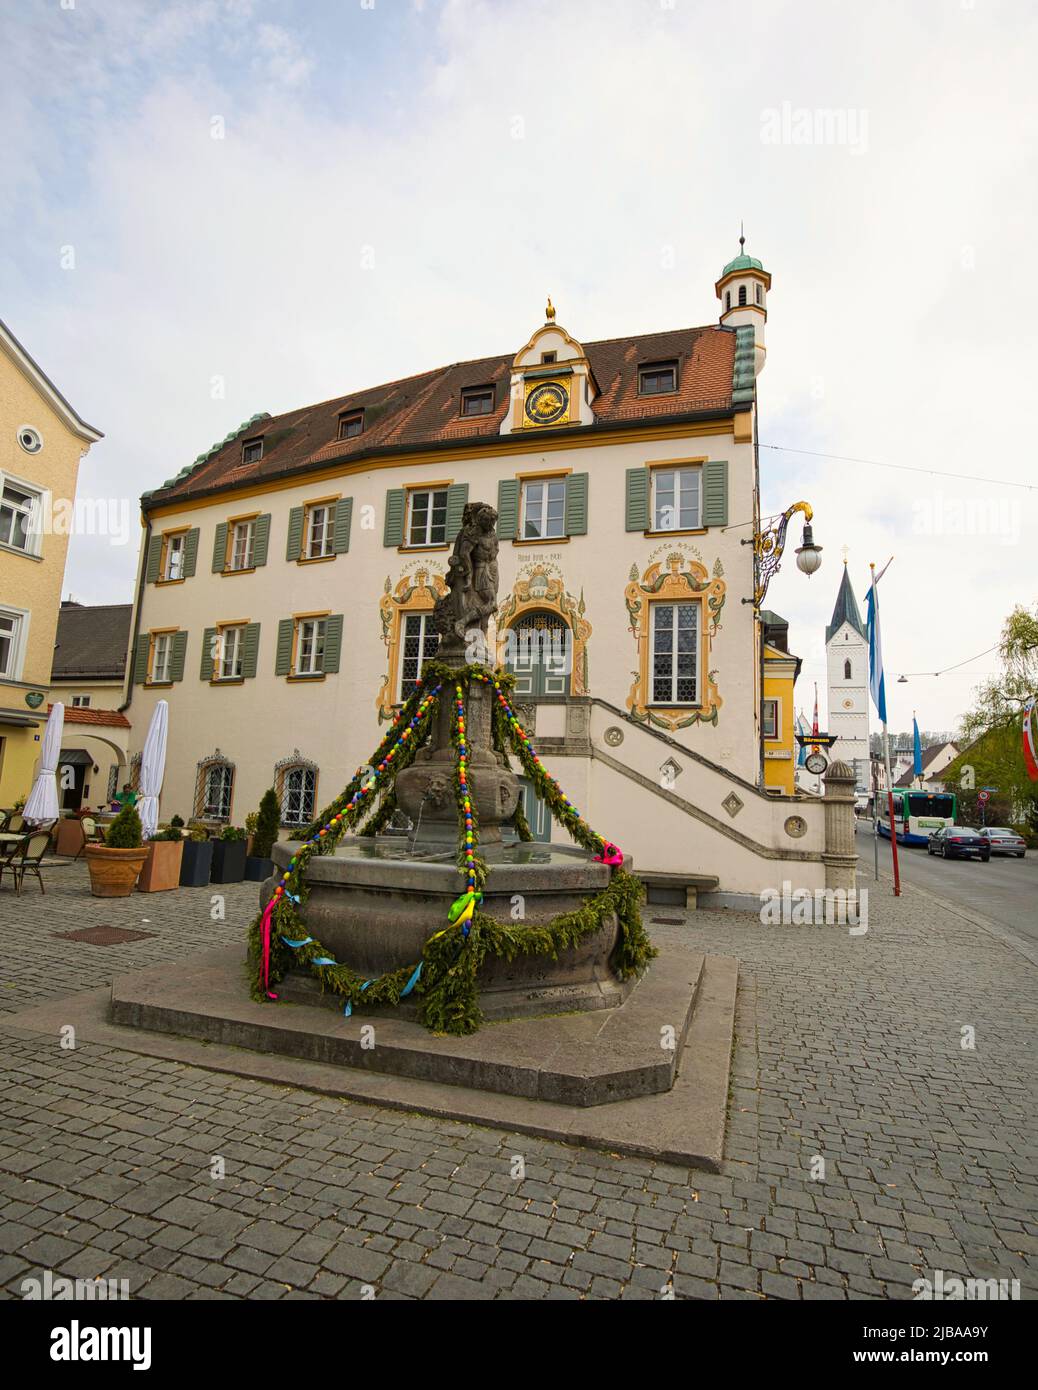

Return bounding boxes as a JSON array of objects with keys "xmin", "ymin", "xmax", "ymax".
[
  {"xmin": 244, "ymin": 855, "xmax": 275, "ymax": 882},
  {"xmin": 55, "ymin": 817, "xmax": 87, "ymax": 857},
  {"xmin": 84, "ymin": 845, "xmax": 149, "ymax": 898},
  {"xmin": 211, "ymin": 838, "xmax": 247, "ymax": 884},
  {"xmin": 138, "ymin": 839, "xmax": 185, "ymax": 892},
  {"xmin": 180, "ymin": 838, "xmax": 214, "ymax": 887}
]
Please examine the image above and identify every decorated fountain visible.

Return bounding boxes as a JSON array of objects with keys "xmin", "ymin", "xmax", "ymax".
[{"xmin": 249, "ymin": 502, "xmax": 654, "ymax": 1034}]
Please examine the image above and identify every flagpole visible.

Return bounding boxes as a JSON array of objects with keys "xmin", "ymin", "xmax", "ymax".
[{"xmin": 871, "ymin": 562, "xmax": 901, "ymax": 896}]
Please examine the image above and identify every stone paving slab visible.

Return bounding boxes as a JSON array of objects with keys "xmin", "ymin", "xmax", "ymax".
[{"xmin": 105, "ymin": 942, "xmax": 709, "ymax": 1107}]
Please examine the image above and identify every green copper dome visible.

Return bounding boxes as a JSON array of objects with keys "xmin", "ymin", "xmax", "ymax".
[{"xmin": 721, "ymin": 252, "xmax": 764, "ymax": 277}]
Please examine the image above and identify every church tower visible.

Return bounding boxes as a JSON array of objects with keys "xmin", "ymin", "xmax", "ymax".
[{"xmin": 825, "ymin": 563, "xmax": 870, "ymax": 790}]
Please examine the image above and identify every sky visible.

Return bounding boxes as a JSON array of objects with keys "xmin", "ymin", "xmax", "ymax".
[{"xmin": 2, "ymin": 0, "xmax": 1035, "ymax": 735}]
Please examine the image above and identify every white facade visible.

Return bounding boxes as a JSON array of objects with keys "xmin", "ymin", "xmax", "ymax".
[{"xmin": 825, "ymin": 569, "xmax": 870, "ymax": 790}]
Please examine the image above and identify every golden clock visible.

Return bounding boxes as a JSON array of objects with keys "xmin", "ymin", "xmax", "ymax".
[{"xmin": 524, "ymin": 380, "xmax": 569, "ymax": 427}]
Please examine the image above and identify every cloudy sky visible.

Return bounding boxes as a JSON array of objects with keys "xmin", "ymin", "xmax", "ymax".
[{"xmin": 2, "ymin": 0, "xmax": 1035, "ymax": 733}]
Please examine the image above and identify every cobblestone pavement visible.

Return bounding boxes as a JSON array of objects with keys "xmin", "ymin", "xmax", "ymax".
[{"xmin": 0, "ymin": 863, "xmax": 1035, "ymax": 1301}]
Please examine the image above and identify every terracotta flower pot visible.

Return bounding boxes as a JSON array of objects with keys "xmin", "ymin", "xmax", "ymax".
[
  {"xmin": 137, "ymin": 839, "xmax": 185, "ymax": 892},
  {"xmin": 84, "ymin": 844, "xmax": 149, "ymax": 897}
]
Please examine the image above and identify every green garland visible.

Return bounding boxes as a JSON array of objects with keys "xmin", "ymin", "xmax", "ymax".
[{"xmin": 248, "ymin": 662, "xmax": 653, "ymax": 1035}]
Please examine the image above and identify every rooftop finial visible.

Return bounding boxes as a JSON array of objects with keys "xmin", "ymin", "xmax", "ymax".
[
  {"xmin": 545, "ymin": 295, "xmax": 556, "ymax": 322},
  {"xmin": 739, "ymin": 220, "xmax": 745, "ymax": 254}
]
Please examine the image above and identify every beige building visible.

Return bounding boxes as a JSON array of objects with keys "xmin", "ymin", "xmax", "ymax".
[
  {"xmin": 0, "ymin": 318, "xmax": 102, "ymax": 807},
  {"xmin": 48, "ymin": 600, "xmax": 133, "ymax": 810},
  {"xmin": 127, "ymin": 247, "xmax": 843, "ymax": 901}
]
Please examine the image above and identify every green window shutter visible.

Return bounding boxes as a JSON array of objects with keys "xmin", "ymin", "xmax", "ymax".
[
  {"xmin": 200, "ymin": 627, "xmax": 217, "ymax": 680},
  {"xmin": 625, "ymin": 467, "xmax": 649, "ymax": 532},
  {"xmin": 211, "ymin": 522, "xmax": 228, "ymax": 572},
  {"xmin": 322, "ymin": 614, "xmax": 344, "ymax": 674},
  {"xmin": 702, "ymin": 460, "xmax": 729, "ymax": 527},
  {"xmin": 145, "ymin": 536, "xmax": 163, "ymax": 583},
  {"xmin": 182, "ymin": 528, "xmax": 200, "ymax": 577},
  {"xmin": 132, "ymin": 633, "xmax": 150, "ymax": 684},
  {"xmin": 445, "ymin": 483, "xmax": 469, "ymax": 542},
  {"xmin": 497, "ymin": 478, "xmax": 520, "ymax": 540},
  {"xmin": 332, "ymin": 497, "xmax": 353, "ymax": 554},
  {"xmin": 169, "ymin": 631, "xmax": 188, "ymax": 683},
  {"xmin": 252, "ymin": 515, "xmax": 271, "ymax": 567},
  {"xmin": 286, "ymin": 506, "xmax": 304, "ymax": 561},
  {"xmin": 383, "ymin": 488, "xmax": 405, "ymax": 547},
  {"xmin": 275, "ymin": 618, "xmax": 294, "ymax": 677},
  {"xmin": 242, "ymin": 622, "xmax": 261, "ymax": 679},
  {"xmin": 565, "ymin": 473, "xmax": 588, "ymax": 537}
]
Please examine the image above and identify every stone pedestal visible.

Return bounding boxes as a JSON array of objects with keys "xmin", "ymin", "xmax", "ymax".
[{"xmin": 394, "ymin": 647, "xmax": 519, "ymax": 844}]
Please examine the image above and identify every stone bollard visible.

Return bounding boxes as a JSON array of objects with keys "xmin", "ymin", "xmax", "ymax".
[{"xmin": 822, "ymin": 759, "xmax": 858, "ymax": 890}]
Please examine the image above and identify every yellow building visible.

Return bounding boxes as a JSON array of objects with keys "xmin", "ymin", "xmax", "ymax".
[
  {"xmin": 760, "ymin": 610, "xmax": 801, "ymax": 795},
  {"xmin": 0, "ymin": 318, "xmax": 102, "ymax": 807}
]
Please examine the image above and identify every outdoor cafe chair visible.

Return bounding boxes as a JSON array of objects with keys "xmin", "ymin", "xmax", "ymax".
[{"xmin": 11, "ymin": 831, "xmax": 51, "ymax": 895}]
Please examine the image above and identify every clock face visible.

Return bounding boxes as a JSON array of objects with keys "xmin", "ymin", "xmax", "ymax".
[
  {"xmin": 805, "ymin": 751, "xmax": 828, "ymax": 775},
  {"xmin": 524, "ymin": 380, "xmax": 568, "ymax": 426}
]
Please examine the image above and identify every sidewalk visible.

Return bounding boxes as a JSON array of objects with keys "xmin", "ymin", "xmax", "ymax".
[{"xmin": 0, "ymin": 863, "xmax": 1035, "ymax": 1300}]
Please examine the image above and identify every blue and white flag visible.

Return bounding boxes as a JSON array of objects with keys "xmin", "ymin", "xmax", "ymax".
[
  {"xmin": 912, "ymin": 716, "xmax": 922, "ymax": 777},
  {"xmin": 795, "ymin": 711, "xmax": 808, "ymax": 766},
  {"xmin": 864, "ymin": 571, "xmax": 888, "ymax": 725}
]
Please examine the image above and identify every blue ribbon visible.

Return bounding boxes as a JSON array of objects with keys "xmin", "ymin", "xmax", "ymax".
[
  {"xmin": 281, "ymin": 936, "xmax": 314, "ymax": 948},
  {"xmin": 311, "ymin": 956, "xmax": 337, "ymax": 966},
  {"xmin": 400, "ymin": 962, "xmax": 423, "ymax": 998},
  {"xmin": 343, "ymin": 1000, "xmax": 352, "ymax": 1017}
]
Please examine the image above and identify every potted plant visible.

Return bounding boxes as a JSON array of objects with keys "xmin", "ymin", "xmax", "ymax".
[
  {"xmin": 138, "ymin": 824, "xmax": 185, "ymax": 892},
  {"xmin": 244, "ymin": 810, "xmax": 259, "ymax": 856},
  {"xmin": 211, "ymin": 825, "xmax": 247, "ymax": 883},
  {"xmin": 245, "ymin": 788, "xmax": 280, "ymax": 882},
  {"xmin": 84, "ymin": 804, "xmax": 149, "ymax": 897},
  {"xmin": 179, "ymin": 825, "xmax": 214, "ymax": 887}
]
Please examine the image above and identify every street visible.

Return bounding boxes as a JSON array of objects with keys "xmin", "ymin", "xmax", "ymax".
[{"xmin": 856, "ymin": 821, "xmax": 1038, "ymax": 953}]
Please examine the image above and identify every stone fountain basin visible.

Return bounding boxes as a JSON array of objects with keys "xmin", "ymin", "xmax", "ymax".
[{"xmin": 266, "ymin": 838, "xmax": 625, "ymax": 1019}]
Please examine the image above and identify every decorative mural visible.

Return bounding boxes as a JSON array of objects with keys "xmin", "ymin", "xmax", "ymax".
[
  {"xmin": 496, "ymin": 561, "xmax": 593, "ymax": 695},
  {"xmin": 624, "ymin": 550, "xmax": 727, "ymax": 732},
  {"xmin": 376, "ymin": 564, "xmax": 447, "ymax": 722}
]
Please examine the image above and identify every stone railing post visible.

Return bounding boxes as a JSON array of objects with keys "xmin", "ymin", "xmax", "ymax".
[{"xmin": 822, "ymin": 759, "xmax": 857, "ymax": 890}]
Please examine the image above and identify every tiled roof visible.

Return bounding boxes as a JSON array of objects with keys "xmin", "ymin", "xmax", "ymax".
[
  {"xmin": 142, "ymin": 324, "xmax": 739, "ymax": 510},
  {"xmin": 47, "ymin": 704, "xmax": 131, "ymax": 729},
  {"xmin": 51, "ymin": 603, "xmax": 132, "ymax": 680},
  {"xmin": 893, "ymin": 743, "xmax": 959, "ymax": 787}
]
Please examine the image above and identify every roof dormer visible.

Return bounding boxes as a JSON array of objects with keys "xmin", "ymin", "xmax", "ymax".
[{"xmin": 500, "ymin": 299, "xmax": 598, "ymax": 435}]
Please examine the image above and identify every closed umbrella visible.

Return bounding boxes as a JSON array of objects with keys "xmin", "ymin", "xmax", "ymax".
[
  {"xmin": 137, "ymin": 699, "xmax": 169, "ymax": 840},
  {"xmin": 23, "ymin": 702, "xmax": 64, "ymax": 825}
]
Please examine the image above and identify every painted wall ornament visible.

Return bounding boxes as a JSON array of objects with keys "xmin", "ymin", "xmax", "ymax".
[
  {"xmin": 497, "ymin": 561, "xmax": 593, "ymax": 694},
  {"xmin": 624, "ymin": 552, "xmax": 726, "ymax": 733},
  {"xmin": 376, "ymin": 565, "xmax": 446, "ymax": 722}
]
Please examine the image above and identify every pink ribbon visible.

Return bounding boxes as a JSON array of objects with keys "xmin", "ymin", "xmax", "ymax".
[
  {"xmin": 595, "ymin": 842, "xmax": 624, "ymax": 866},
  {"xmin": 259, "ymin": 894, "xmax": 279, "ymax": 999}
]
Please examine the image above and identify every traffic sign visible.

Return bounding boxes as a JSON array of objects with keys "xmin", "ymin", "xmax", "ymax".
[{"xmin": 977, "ymin": 790, "xmax": 990, "ymax": 804}]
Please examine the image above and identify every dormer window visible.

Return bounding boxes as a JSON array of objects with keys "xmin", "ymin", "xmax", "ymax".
[
  {"xmin": 461, "ymin": 385, "xmax": 495, "ymax": 417},
  {"xmin": 338, "ymin": 409, "xmax": 364, "ymax": 441},
  {"xmin": 242, "ymin": 438, "xmax": 263, "ymax": 465},
  {"xmin": 638, "ymin": 361, "xmax": 678, "ymax": 396},
  {"xmin": 541, "ymin": 351, "xmax": 557, "ymax": 364}
]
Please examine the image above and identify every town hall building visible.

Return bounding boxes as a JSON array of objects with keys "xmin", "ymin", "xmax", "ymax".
[{"xmin": 125, "ymin": 244, "xmax": 851, "ymax": 902}]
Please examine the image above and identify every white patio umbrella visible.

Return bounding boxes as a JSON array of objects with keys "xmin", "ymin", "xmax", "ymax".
[
  {"xmin": 136, "ymin": 699, "xmax": 169, "ymax": 840},
  {"xmin": 23, "ymin": 701, "xmax": 64, "ymax": 825}
]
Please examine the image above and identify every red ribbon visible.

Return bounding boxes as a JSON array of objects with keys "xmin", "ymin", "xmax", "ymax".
[
  {"xmin": 1024, "ymin": 699, "xmax": 1038, "ymax": 783},
  {"xmin": 260, "ymin": 894, "xmax": 279, "ymax": 1000}
]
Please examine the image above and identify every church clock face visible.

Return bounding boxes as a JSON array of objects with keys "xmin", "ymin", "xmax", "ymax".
[{"xmin": 524, "ymin": 380, "xmax": 568, "ymax": 426}]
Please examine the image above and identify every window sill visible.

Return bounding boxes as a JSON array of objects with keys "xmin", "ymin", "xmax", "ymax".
[
  {"xmin": 287, "ymin": 673, "xmax": 326, "ymax": 683},
  {"xmin": 209, "ymin": 677, "xmax": 245, "ymax": 686},
  {"xmin": 297, "ymin": 554, "xmax": 336, "ymax": 565},
  {"xmin": 156, "ymin": 576, "xmax": 187, "ymax": 586},
  {"xmin": 398, "ymin": 544, "xmax": 449, "ymax": 554},
  {"xmin": 644, "ymin": 527, "xmax": 707, "ymax": 538},
  {"xmin": 0, "ymin": 540, "xmax": 43, "ymax": 562},
  {"xmin": 220, "ymin": 566, "xmax": 256, "ymax": 577},
  {"xmin": 647, "ymin": 703, "xmax": 702, "ymax": 711},
  {"xmin": 145, "ymin": 681, "xmax": 174, "ymax": 689}
]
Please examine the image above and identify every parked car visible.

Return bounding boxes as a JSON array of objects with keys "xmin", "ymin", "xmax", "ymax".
[
  {"xmin": 927, "ymin": 826, "xmax": 991, "ymax": 861},
  {"xmin": 977, "ymin": 827, "xmax": 1027, "ymax": 858}
]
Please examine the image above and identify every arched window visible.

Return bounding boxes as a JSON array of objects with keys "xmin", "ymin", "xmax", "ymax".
[
  {"xmin": 725, "ymin": 290, "xmax": 731, "ymax": 311},
  {"xmin": 194, "ymin": 749, "xmax": 235, "ymax": 822},
  {"xmin": 755, "ymin": 283, "xmax": 763, "ymax": 305},
  {"xmin": 275, "ymin": 751, "xmax": 319, "ymax": 827},
  {"xmin": 738, "ymin": 285, "xmax": 747, "ymax": 306},
  {"xmin": 844, "ymin": 659, "xmax": 852, "ymax": 680}
]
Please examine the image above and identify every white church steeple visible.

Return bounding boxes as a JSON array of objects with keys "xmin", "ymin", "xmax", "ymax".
[{"xmin": 825, "ymin": 560, "xmax": 870, "ymax": 790}]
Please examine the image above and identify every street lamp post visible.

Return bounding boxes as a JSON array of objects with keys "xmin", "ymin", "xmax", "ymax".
[{"xmin": 742, "ymin": 500, "xmax": 823, "ymax": 608}]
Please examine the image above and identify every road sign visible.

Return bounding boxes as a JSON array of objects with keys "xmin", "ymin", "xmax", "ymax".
[{"xmin": 977, "ymin": 791, "xmax": 990, "ymax": 804}]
